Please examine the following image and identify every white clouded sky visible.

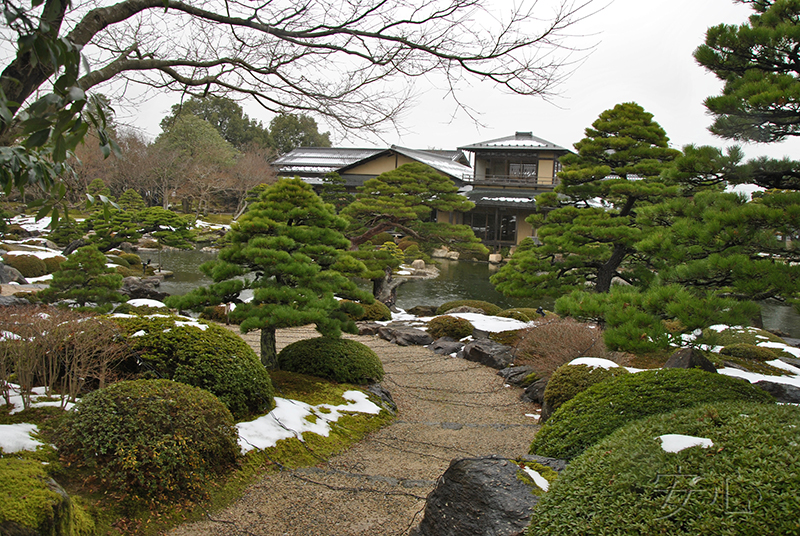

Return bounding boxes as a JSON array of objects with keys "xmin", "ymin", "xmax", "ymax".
[{"xmin": 126, "ymin": 0, "xmax": 800, "ymax": 161}]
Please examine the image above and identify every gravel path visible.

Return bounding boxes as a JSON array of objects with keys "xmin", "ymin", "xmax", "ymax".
[{"xmin": 169, "ymin": 326, "xmax": 539, "ymax": 536}]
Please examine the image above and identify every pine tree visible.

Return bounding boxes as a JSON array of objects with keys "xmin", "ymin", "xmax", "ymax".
[
  {"xmin": 166, "ymin": 178, "xmax": 372, "ymax": 368},
  {"xmin": 40, "ymin": 245, "xmax": 125, "ymax": 311},
  {"xmin": 492, "ymin": 103, "xmax": 681, "ymax": 297}
]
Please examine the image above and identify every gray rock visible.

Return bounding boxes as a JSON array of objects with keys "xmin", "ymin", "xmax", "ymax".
[
  {"xmin": 498, "ymin": 365, "xmax": 536, "ymax": 387},
  {"xmin": 522, "ymin": 378, "xmax": 548, "ymax": 404},
  {"xmin": 366, "ymin": 383, "xmax": 397, "ymax": 414},
  {"xmin": 0, "ymin": 295, "xmax": 33, "ymax": 306},
  {"xmin": 410, "ymin": 455, "xmax": 567, "ymax": 536},
  {"xmin": 410, "ymin": 259, "xmax": 426, "ymax": 270},
  {"xmin": 664, "ymin": 347, "xmax": 717, "ymax": 373},
  {"xmin": 378, "ymin": 326, "xmax": 434, "ymax": 346},
  {"xmin": 407, "ymin": 305, "xmax": 438, "ymax": 317},
  {"xmin": 357, "ymin": 322, "xmax": 383, "ymax": 336},
  {"xmin": 120, "ymin": 276, "xmax": 168, "ymax": 301},
  {"xmin": 0, "ymin": 264, "xmax": 28, "ymax": 285},
  {"xmin": 430, "ymin": 337, "xmax": 464, "ymax": 356},
  {"xmin": 754, "ymin": 380, "xmax": 800, "ymax": 404},
  {"xmin": 444, "ymin": 305, "xmax": 484, "ymax": 314},
  {"xmin": 462, "ymin": 339, "xmax": 516, "ymax": 369}
]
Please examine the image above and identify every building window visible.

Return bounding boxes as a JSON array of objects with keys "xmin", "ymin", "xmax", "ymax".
[{"xmin": 510, "ymin": 163, "xmax": 537, "ymax": 178}]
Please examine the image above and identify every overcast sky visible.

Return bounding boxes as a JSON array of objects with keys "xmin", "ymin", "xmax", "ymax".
[{"xmin": 126, "ymin": 0, "xmax": 800, "ymax": 161}]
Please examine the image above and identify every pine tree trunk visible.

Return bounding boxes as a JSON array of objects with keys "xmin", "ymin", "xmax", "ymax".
[
  {"xmin": 372, "ymin": 266, "xmax": 405, "ymax": 308},
  {"xmin": 595, "ymin": 244, "xmax": 628, "ymax": 293},
  {"xmin": 260, "ymin": 327, "xmax": 278, "ymax": 370}
]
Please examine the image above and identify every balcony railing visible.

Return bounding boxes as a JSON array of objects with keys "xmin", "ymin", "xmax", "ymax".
[{"xmin": 461, "ymin": 174, "xmax": 559, "ymax": 188}]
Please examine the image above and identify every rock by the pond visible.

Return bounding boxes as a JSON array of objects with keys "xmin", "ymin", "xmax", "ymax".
[
  {"xmin": 378, "ymin": 326, "xmax": 434, "ymax": 346},
  {"xmin": 754, "ymin": 380, "xmax": 800, "ymax": 404},
  {"xmin": 409, "ymin": 455, "xmax": 567, "ymax": 536},
  {"xmin": 521, "ymin": 378, "xmax": 548, "ymax": 404},
  {"xmin": 406, "ymin": 305, "xmax": 438, "ymax": 317},
  {"xmin": 357, "ymin": 322, "xmax": 383, "ymax": 336},
  {"xmin": 410, "ymin": 259, "xmax": 426, "ymax": 270},
  {"xmin": 443, "ymin": 305, "xmax": 484, "ymax": 315},
  {"xmin": 367, "ymin": 383, "xmax": 397, "ymax": 414},
  {"xmin": 664, "ymin": 347, "xmax": 717, "ymax": 373},
  {"xmin": 430, "ymin": 337, "xmax": 464, "ymax": 356},
  {"xmin": 0, "ymin": 264, "xmax": 28, "ymax": 285},
  {"xmin": 498, "ymin": 365, "xmax": 536, "ymax": 387},
  {"xmin": 462, "ymin": 339, "xmax": 516, "ymax": 369},
  {"xmin": 120, "ymin": 276, "xmax": 168, "ymax": 301}
]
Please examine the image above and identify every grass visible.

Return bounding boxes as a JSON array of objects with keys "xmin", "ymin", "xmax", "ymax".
[{"xmin": 1, "ymin": 369, "xmax": 394, "ymax": 536}]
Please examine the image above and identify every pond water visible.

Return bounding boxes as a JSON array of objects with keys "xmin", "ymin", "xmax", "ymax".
[{"xmin": 155, "ymin": 249, "xmax": 800, "ymax": 338}]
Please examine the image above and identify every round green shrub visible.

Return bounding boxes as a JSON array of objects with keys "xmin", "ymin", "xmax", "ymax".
[
  {"xmin": 530, "ymin": 368, "xmax": 775, "ymax": 460},
  {"xmin": 527, "ymin": 402, "xmax": 800, "ymax": 536},
  {"xmin": 497, "ymin": 309, "xmax": 531, "ymax": 322},
  {"xmin": 112, "ymin": 315, "xmax": 274, "ymax": 418},
  {"xmin": 436, "ymin": 300, "xmax": 502, "ymax": 316},
  {"xmin": 340, "ymin": 299, "xmax": 392, "ymax": 321},
  {"xmin": 119, "ymin": 252, "xmax": 142, "ymax": 266},
  {"xmin": 105, "ymin": 254, "xmax": 130, "ymax": 268},
  {"xmin": 55, "ymin": 379, "xmax": 239, "ymax": 501},
  {"xmin": 427, "ymin": 315, "xmax": 474, "ymax": 339},
  {"xmin": 543, "ymin": 363, "xmax": 629, "ymax": 416},
  {"xmin": 370, "ymin": 232, "xmax": 395, "ymax": 245},
  {"xmin": 277, "ymin": 337, "xmax": 384, "ymax": 384},
  {"xmin": 42, "ymin": 255, "xmax": 66, "ymax": 274},
  {"xmin": 3, "ymin": 254, "xmax": 47, "ymax": 278},
  {"xmin": 720, "ymin": 343, "xmax": 779, "ymax": 361}
]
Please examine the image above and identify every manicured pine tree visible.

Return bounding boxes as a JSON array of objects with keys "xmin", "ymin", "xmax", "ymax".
[
  {"xmin": 492, "ymin": 102, "xmax": 681, "ymax": 298},
  {"xmin": 39, "ymin": 245, "xmax": 125, "ymax": 312},
  {"xmin": 166, "ymin": 178, "xmax": 373, "ymax": 368}
]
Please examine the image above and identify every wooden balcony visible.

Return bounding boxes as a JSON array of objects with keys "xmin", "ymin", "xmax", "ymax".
[{"xmin": 461, "ymin": 174, "xmax": 559, "ymax": 188}]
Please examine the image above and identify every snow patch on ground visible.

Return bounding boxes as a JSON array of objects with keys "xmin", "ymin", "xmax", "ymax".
[
  {"xmin": 567, "ymin": 357, "xmax": 619, "ymax": 369},
  {"xmin": 0, "ymin": 423, "xmax": 43, "ymax": 453},
  {"xmin": 2, "ymin": 383, "xmax": 74, "ymax": 415},
  {"xmin": 657, "ymin": 434, "xmax": 714, "ymax": 453},
  {"xmin": 127, "ymin": 298, "xmax": 167, "ymax": 308},
  {"xmin": 522, "ymin": 466, "xmax": 550, "ymax": 491}
]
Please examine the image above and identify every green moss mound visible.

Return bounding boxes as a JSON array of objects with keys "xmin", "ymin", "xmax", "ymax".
[
  {"xmin": 3, "ymin": 254, "xmax": 47, "ymax": 278},
  {"xmin": 530, "ymin": 368, "xmax": 774, "ymax": 460},
  {"xmin": 720, "ymin": 343, "xmax": 779, "ymax": 361},
  {"xmin": 55, "ymin": 379, "xmax": 239, "ymax": 502},
  {"xmin": 42, "ymin": 255, "xmax": 66, "ymax": 274},
  {"xmin": 112, "ymin": 315, "xmax": 274, "ymax": 418},
  {"xmin": 277, "ymin": 337, "xmax": 384, "ymax": 384},
  {"xmin": 341, "ymin": 299, "xmax": 392, "ymax": 321},
  {"xmin": 436, "ymin": 300, "xmax": 502, "ymax": 316},
  {"xmin": 119, "ymin": 253, "xmax": 142, "ymax": 266},
  {"xmin": 527, "ymin": 402, "xmax": 800, "ymax": 536},
  {"xmin": 702, "ymin": 325, "xmax": 785, "ymax": 346},
  {"xmin": 498, "ymin": 309, "xmax": 531, "ymax": 322},
  {"xmin": 543, "ymin": 363, "xmax": 629, "ymax": 416},
  {"xmin": 105, "ymin": 254, "xmax": 130, "ymax": 268},
  {"xmin": 427, "ymin": 315, "xmax": 474, "ymax": 339}
]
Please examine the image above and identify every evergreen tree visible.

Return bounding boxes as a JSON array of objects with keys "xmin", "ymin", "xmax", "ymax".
[
  {"xmin": 319, "ymin": 172, "xmax": 354, "ymax": 213},
  {"xmin": 160, "ymin": 96, "xmax": 270, "ymax": 149},
  {"xmin": 492, "ymin": 102, "xmax": 681, "ymax": 297},
  {"xmin": 118, "ymin": 189, "xmax": 147, "ymax": 211},
  {"xmin": 136, "ymin": 207, "xmax": 196, "ymax": 249},
  {"xmin": 268, "ymin": 113, "xmax": 332, "ymax": 156},
  {"xmin": 166, "ymin": 178, "xmax": 372, "ymax": 368},
  {"xmin": 40, "ymin": 245, "xmax": 125, "ymax": 312}
]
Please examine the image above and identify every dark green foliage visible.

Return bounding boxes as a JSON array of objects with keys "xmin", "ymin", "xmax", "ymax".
[
  {"xmin": 3, "ymin": 254, "xmax": 47, "ymax": 277},
  {"xmin": 112, "ymin": 315, "xmax": 274, "ymax": 418},
  {"xmin": 542, "ymin": 363, "xmax": 628, "ymax": 416},
  {"xmin": 136, "ymin": 207, "xmax": 195, "ymax": 249},
  {"xmin": 117, "ymin": 189, "xmax": 147, "ymax": 211},
  {"xmin": 118, "ymin": 253, "xmax": 141, "ymax": 266},
  {"xmin": 341, "ymin": 299, "xmax": 391, "ymax": 321},
  {"xmin": 277, "ymin": 337, "xmax": 384, "ymax": 384},
  {"xmin": 414, "ymin": 222, "xmax": 489, "ymax": 260},
  {"xmin": 319, "ymin": 172, "xmax": 354, "ymax": 213},
  {"xmin": 39, "ymin": 246, "xmax": 125, "ymax": 311},
  {"xmin": 268, "ymin": 112, "xmax": 332, "ymax": 155},
  {"xmin": 497, "ymin": 309, "xmax": 531, "ymax": 322},
  {"xmin": 55, "ymin": 379, "xmax": 239, "ymax": 501},
  {"xmin": 530, "ymin": 368, "xmax": 774, "ymax": 460},
  {"xmin": 105, "ymin": 254, "xmax": 130, "ymax": 268},
  {"xmin": 492, "ymin": 103, "xmax": 680, "ymax": 298},
  {"xmin": 82, "ymin": 209, "xmax": 141, "ymax": 251},
  {"xmin": 426, "ymin": 315, "xmax": 474, "ymax": 339},
  {"xmin": 527, "ymin": 402, "xmax": 800, "ymax": 536},
  {"xmin": 720, "ymin": 343, "xmax": 779, "ymax": 361},
  {"xmin": 555, "ymin": 285, "xmax": 761, "ymax": 353},
  {"xmin": 42, "ymin": 255, "xmax": 66, "ymax": 274},
  {"xmin": 436, "ymin": 300, "xmax": 502, "ymax": 316},
  {"xmin": 46, "ymin": 217, "xmax": 83, "ymax": 247},
  {"xmin": 370, "ymin": 232, "xmax": 395, "ymax": 246}
]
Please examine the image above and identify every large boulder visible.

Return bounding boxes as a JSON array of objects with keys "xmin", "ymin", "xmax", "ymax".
[
  {"xmin": 462, "ymin": 339, "xmax": 516, "ymax": 369},
  {"xmin": 406, "ymin": 305, "xmax": 438, "ymax": 317},
  {"xmin": 378, "ymin": 326, "xmax": 434, "ymax": 346},
  {"xmin": 498, "ymin": 365, "xmax": 536, "ymax": 387},
  {"xmin": 522, "ymin": 378, "xmax": 548, "ymax": 404},
  {"xmin": 0, "ymin": 264, "xmax": 28, "ymax": 285},
  {"xmin": 119, "ymin": 276, "xmax": 168, "ymax": 301},
  {"xmin": 664, "ymin": 347, "xmax": 717, "ymax": 373},
  {"xmin": 410, "ymin": 455, "xmax": 566, "ymax": 536},
  {"xmin": 430, "ymin": 337, "xmax": 464, "ymax": 356},
  {"xmin": 754, "ymin": 380, "xmax": 800, "ymax": 404}
]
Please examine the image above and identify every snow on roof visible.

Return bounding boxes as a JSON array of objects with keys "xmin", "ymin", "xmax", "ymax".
[
  {"xmin": 273, "ymin": 148, "xmax": 384, "ymax": 171},
  {"xmin": 459, "ymin": 132, "xmax": 570, "ymax": 152},
  {"xmin": 389, "ymin": 146, "xmax": 472, "ymax": 179}
]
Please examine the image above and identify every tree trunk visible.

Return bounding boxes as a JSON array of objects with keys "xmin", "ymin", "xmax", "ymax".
[
  {"xmin": 260, "ymin": 327, "xmax": 278, "ymax": 370},
  {"xmin": 595, "ymin": 244, "xmax": 628, "ymax": 293},
  {"xmin": 372, "ymin": 266, "xmax": 406, "ymax": 308}
]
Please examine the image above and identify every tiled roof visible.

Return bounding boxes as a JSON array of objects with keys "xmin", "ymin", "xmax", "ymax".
[
  {"xmin": 389, "ymin": 146, "xmax": 472, "ymax": 179},
  {"xmin": 459, "ymin": 132, "xmax": 570, "ymax": 152},
  {"xmin": 272, "ymin": 148, "xmax": 384, "ymax": 173}
]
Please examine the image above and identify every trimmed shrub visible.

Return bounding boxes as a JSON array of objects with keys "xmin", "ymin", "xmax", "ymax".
[
  {"xmin": 530, "ymin": 368, "xmax": 774, "ymax": 460},
  {"xmin": 542, "ymin": 363, "xmax": 628, "ymax": 416},
  {"xmin": 497, "ymin": 309, "xmax": 531, "ymax": 322},
  {"xmin": 720, "ymin": 343, "xmax": 779, "ymax": 361},
  {"xmin": 370, "ymin": 232, "xmax": 395, "ymax": 246},
  {"xmin": 3, "ymin": 254, "xmax": 47, "ymax": 278},
  {"xmin": 42, "ymin": 255, "xmax": 66, "ymax": 274},
  {"xmin": 277, "ymin": 337, "xmax": 384, "ymax": 384},
  {"xmin": 341, "ymin": 299, "xmax": 391, "ymax": 322},
  {"xmin": 119, "ymin": 253, "xmax": 142, "ymax": 266},
  {"xmin": 527, "ymin": 402, "xmax": 800, "ymax": 536},
  {"xmin": 105, "ymin": 254, "xmax": 130, "ymax": 268},
  {"xmin": 427, "ymin": 315, "xmax": 474, "ymax": 339},
  {"xmin": 436, "ymin": 300, "xmax": 502, "ymax": 316},
  {"xmin": 112, "ymin": 315, "xmax": 274, "ymax": 418},
  {"xmin": 55, "ymin": 379, "xmax": 239, "ymax": 501},
  {"xmin": 39, "ymin": 246, "xmax": 125, "ymax": 311}
]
